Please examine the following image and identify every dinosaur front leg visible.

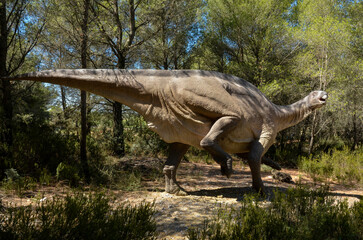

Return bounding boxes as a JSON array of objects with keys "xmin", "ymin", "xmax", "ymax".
[
  {"xmin": 247, "ymin": 136, "xmax": 274, "ymax": 194},
  {"xmin": 200, "ymin": 116, "xmax": 239, "ymax": 178},
  {"xmin": 163, "ymin": 142, "xmax": 190, "ymax": 195},
  {"xmin": 248, "ymin": 141, "xmax": 264, "ymax": 193}
]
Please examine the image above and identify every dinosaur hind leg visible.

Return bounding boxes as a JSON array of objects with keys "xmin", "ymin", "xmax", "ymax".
[
  {"xmin": 200, "ymin": 116, "xmax": 239, "ymax": 178},
  {"xmin": 163, "ymin": 142, "xmax": 190, "ymax": 195}
]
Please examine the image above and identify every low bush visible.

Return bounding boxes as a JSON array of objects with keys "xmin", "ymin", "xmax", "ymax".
[
  {"xmin": 56, "ymin": 162, "xmax": 81, "ymax": 186},
  {"xmin": 0, "ymin": 193, "xmax": 157, "ymax": 240},
  {"xmin": 299, "ymin": 147, "xmax": 363, "ymax": 185},
  {"xmin": 115, "ymin": 170, "xmax": 143, "ymax": 191},
  {"xmin": 124, "ymin": 114, "xmax": 168, "ymax": 157},
  {"xmin": 1, "ymin": 169, "xmax": 37, "ymax": 196},
  {"xmin": 188, "ymin": 186, "xmax": 363, "ymax": 240}
]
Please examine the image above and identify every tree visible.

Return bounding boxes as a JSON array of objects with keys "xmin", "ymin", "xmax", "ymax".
[
  {"xmin": 201, "ymin": 0, "xmax": 295, "ymax": 86},
  {"xmin": 140, "ymin": 0, "xmax": 203, "ymax": 70},
  {"xmin": 0, "ymin": 0, "xmax": 45, "ymax": 178},
  {"xmin": 92, "ymin": 0, "xmax": 161, "ymax": 156},
  {"xmin": 334, "ymin": 0, "xmax": 363, "ymax": 150},
  {"xmin": 40, "ymin": 0, "xmax": 97, "ymax": 180},
  {"xmin": 291, "ymin": 0, "xmax": 354, "ymax": 154},
  {"xmin": 80, "ymin": 0, "xmax": 91, "ymax": 182}
]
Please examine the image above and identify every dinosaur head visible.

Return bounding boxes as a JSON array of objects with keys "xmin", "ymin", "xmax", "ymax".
[{"xmin": 307, "ymin": 90, "xmax": 328, "ymax": 110}]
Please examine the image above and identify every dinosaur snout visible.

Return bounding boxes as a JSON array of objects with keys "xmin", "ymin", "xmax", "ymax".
[
  {"xmin": 318, "ymin": 91, "xmax": 328, "ymax": 104},
  {"xmin": 309, "ymin": 91, "xmax": 328, "ymax": 110}
]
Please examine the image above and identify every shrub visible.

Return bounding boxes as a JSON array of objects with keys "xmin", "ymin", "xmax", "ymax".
[
  {"xmin": 123, "ymin": 113, "xmax": 168, "ymax": 157},
  {"xmin": 39, "ymin": 168, "xmax": 53, "ymax": 186},
  {"xmin": 56, "ymin": 162, "xmax": 80, "ymax": 186},
  {"xmin": 1, "ymin": 169, "xmax": 37, "ymax": 196},
  {"xmin": 116, "ymin": 171, "xmax": 142, "ymax": 191},
  {"xmin": 316, "ymin": 137, "xmax": 346, "ymax": 152},
  {"xmin": 188, "ymin": 186, "xmax": 363, "ymax": 240},
  {"xmin": 273, "ymin": 147, "xmax": 301, "ymax": 167},
  {"xmin": 12, "ymin": 120, "xmax": 79, "ymax": 179},
  {"xmin": 299, "ymin": 147, "xmax": 363, "ymax": 185},
  {"xmin": 0, "ymin": 193, "xmax": 157, "ymax": 240}
]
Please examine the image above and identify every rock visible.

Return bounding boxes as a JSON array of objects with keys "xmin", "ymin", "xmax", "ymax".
[{"xmin": 272, "ymin": 170, "xmax": 293, "ymax": 183}]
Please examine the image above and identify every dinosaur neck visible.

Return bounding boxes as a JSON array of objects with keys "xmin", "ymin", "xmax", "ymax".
[
  {"xmin": 9, "ymin": 69, "xmax": 152, "ymax": 114},
  {"xmin": 274, "ymin": 96, "xmax": 312, "ymax": 132}
]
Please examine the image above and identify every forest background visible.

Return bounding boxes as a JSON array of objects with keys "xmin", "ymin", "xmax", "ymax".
[{"xmin": 0, "ymin": 0, "xmax": 362, "ymax": 184}]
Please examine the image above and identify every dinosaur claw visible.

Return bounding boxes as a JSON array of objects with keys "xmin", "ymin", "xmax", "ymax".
[
  {"xmin": 220, "ymin": 158, "xmax": 233, "ymax": 178},
  {"xmin": 167, "ymin": 185, "xmax": 188, "ymax": 196}
]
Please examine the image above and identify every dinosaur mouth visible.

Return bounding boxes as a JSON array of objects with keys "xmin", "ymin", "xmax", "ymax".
[{"xmin": 319, "ymin": 94, "xmax": 328, "ymax": 104}]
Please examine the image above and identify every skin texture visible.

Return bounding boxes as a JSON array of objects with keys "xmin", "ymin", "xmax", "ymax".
[{"xmin": 8, "ymin": 69, "xmax": 328, "ymax": 195}]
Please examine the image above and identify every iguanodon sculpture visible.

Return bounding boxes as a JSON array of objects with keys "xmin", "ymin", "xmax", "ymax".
[{"xmin": 7, "ymin": 69, "xmax": 328, "ymax": 195}]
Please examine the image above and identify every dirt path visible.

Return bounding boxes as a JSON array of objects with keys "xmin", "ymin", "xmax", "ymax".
[
  {"xmin": 116, "ymin": 161, "xmax": 362, "ymax": 239},
  {"xmin": 1, "ymin": 160, "xmax": 362, "ymax": 239}
]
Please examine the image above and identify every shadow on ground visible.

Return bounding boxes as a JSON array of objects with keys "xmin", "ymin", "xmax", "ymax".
[
  {"xmin": 188, "ymin": 185, "xmax": 289, "ymax": 201},
  {"xmin": 188, "ymin": 184, "xmax": 362, "ymax": 202}
]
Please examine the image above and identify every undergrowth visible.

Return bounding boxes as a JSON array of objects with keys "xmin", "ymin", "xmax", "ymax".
[
  {"xmin": 188, "ymin": 186, "xmax": 363, "ymax": 240},
  {"xmin": 299, "ymin": 147, "xmax": 363, "ymax": 186},
  {"xmin": 1, "ymin": 169, "xmax": 37, "ymax": 197},
  {"xmin": 0, "ymin": 192, "xmax": 157, "ymax": 240}
]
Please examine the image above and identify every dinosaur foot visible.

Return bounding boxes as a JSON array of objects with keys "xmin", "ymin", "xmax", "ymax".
[
  {"xmin": 165, "ymin": 180, "xmax": 188, "ymax": 196},
  {"xmin": 163, "ymin": 166, "xmax": 187, "ymax": 196},
  {"xmin": 220, "ymin": 157, "xmax": 233, "ymax": 178},
  {"xmin": 166, "ymin": 186, "xmax": 188, "ymax": 196},
  {"xmin": 252, "ymin": 181, "xmax": 265, "ymax": 196}
]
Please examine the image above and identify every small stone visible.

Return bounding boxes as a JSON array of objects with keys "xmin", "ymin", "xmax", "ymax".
[{"xmin": 272, "ymin": 170, "xmax": 293, "ymax": 183}]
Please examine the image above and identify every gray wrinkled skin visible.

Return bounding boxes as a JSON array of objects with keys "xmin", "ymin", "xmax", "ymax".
[{"xmin": 9, "ymin": 69, "xmax": 328, "ymax": 195}]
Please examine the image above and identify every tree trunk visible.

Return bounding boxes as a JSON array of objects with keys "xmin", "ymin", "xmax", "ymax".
[
  {"xmin": 112, "ymin": 55, "xmax": 126, "ymax": 157},
  {"xmin": 80, "ymin": 90, "xmax": 89, "ymax": 181},
  {"xmin": 0, "ymin": 0, "xmax": 11, "ymax": 179},
  {"xmin": 308, "ymin": 112, "xmax": 317, "ymax": 156},
  {"xmin": 60, "ymin": 86, "xmax": 68, "ymax": 118},
  {"xmin": 113, "ymin": 102, "xmax": 124, "ymax": 156},
  {"xmin": 80, "ymin": 0, "xmax": 90, "ymax": 183},
  {"xmin": 298, "ymin": 125, "xmax": 307, "ymax": 155},
  {"xmin": 351, "ymin": 112, "xmax": 357, "ymax": 151}
]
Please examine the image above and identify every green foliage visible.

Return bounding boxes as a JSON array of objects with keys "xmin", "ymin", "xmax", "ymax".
[
  {"xmin": 115, "ymin": 171, "xmax": 142, "ymax": 191},
  {"xmin": 7, "ymin": 82, "xmax": 80, "ymax": 180},
  {"xmin": 1, "ymin": 169, "xmax": 37, "ymax": 197},
  {"xmin": 314, "ymin": 137, "xmax": 345, "ymax": 154},
  {"xmin": 188, "ymin": 186, "xmax": 363, "ymax": 240},
  {"xmin": 39, "ymin": 168, "xmax": 53, "ymax": 186},
  {"xmin": 202, "ymin": 0, "xmax": 295, "ymax": 85},
  {"xmin": 93, "ymin": 156, "xmax": 164, "ymax": 190},
  {"xmin": 56, "ymin": 162, "xmax": 80, "ymax": 186},
  {"xmin": 140, "ymin": 0, "xmax": 204, "ymax": 70},
  {"xmin": 299, "ymin": 147, "xmax": 363, "ymax": 185},
  {"xmin": 124, "ymin": 113, "xmax": 168, "ymax": 157},
  {"xmin": 273, "ymin": 147, "xmax": 302, "ymax": 167},
  {"xmin": 12, "ymin": 122, "xmax": 79, "ymax": 177},
  {"xmin": 186, "ymin": 147, "xmax": 214, "ymax": 165},
  {"xmin": 0, "ymin": 193, "xmax": 157, "ymax": 240},
  {"xmin": 127, "ymin": 131, "xmax": 167, "ymax": 157},
  {"xmin": 4, "ymin": 169, "xmax": 20, "ymax": 182}
]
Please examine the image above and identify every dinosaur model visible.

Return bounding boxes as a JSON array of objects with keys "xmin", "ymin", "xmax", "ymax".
[{"xmin": 7, "ymin": 69, "xmax": 328, "ymax": 195}]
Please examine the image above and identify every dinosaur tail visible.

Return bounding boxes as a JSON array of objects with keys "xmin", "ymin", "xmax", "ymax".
[
  {"xmin": 5, "ymin": 69, "xmax": 150, "ymax": 110},
  {"xmin": 7, "ymin": 69, "xmax": 133, "ymax": 91}
]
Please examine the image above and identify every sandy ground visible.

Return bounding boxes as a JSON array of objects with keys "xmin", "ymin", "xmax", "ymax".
[{"xmin": 1, "ymin": 160, "xmax": 362, "ymax": 239}]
